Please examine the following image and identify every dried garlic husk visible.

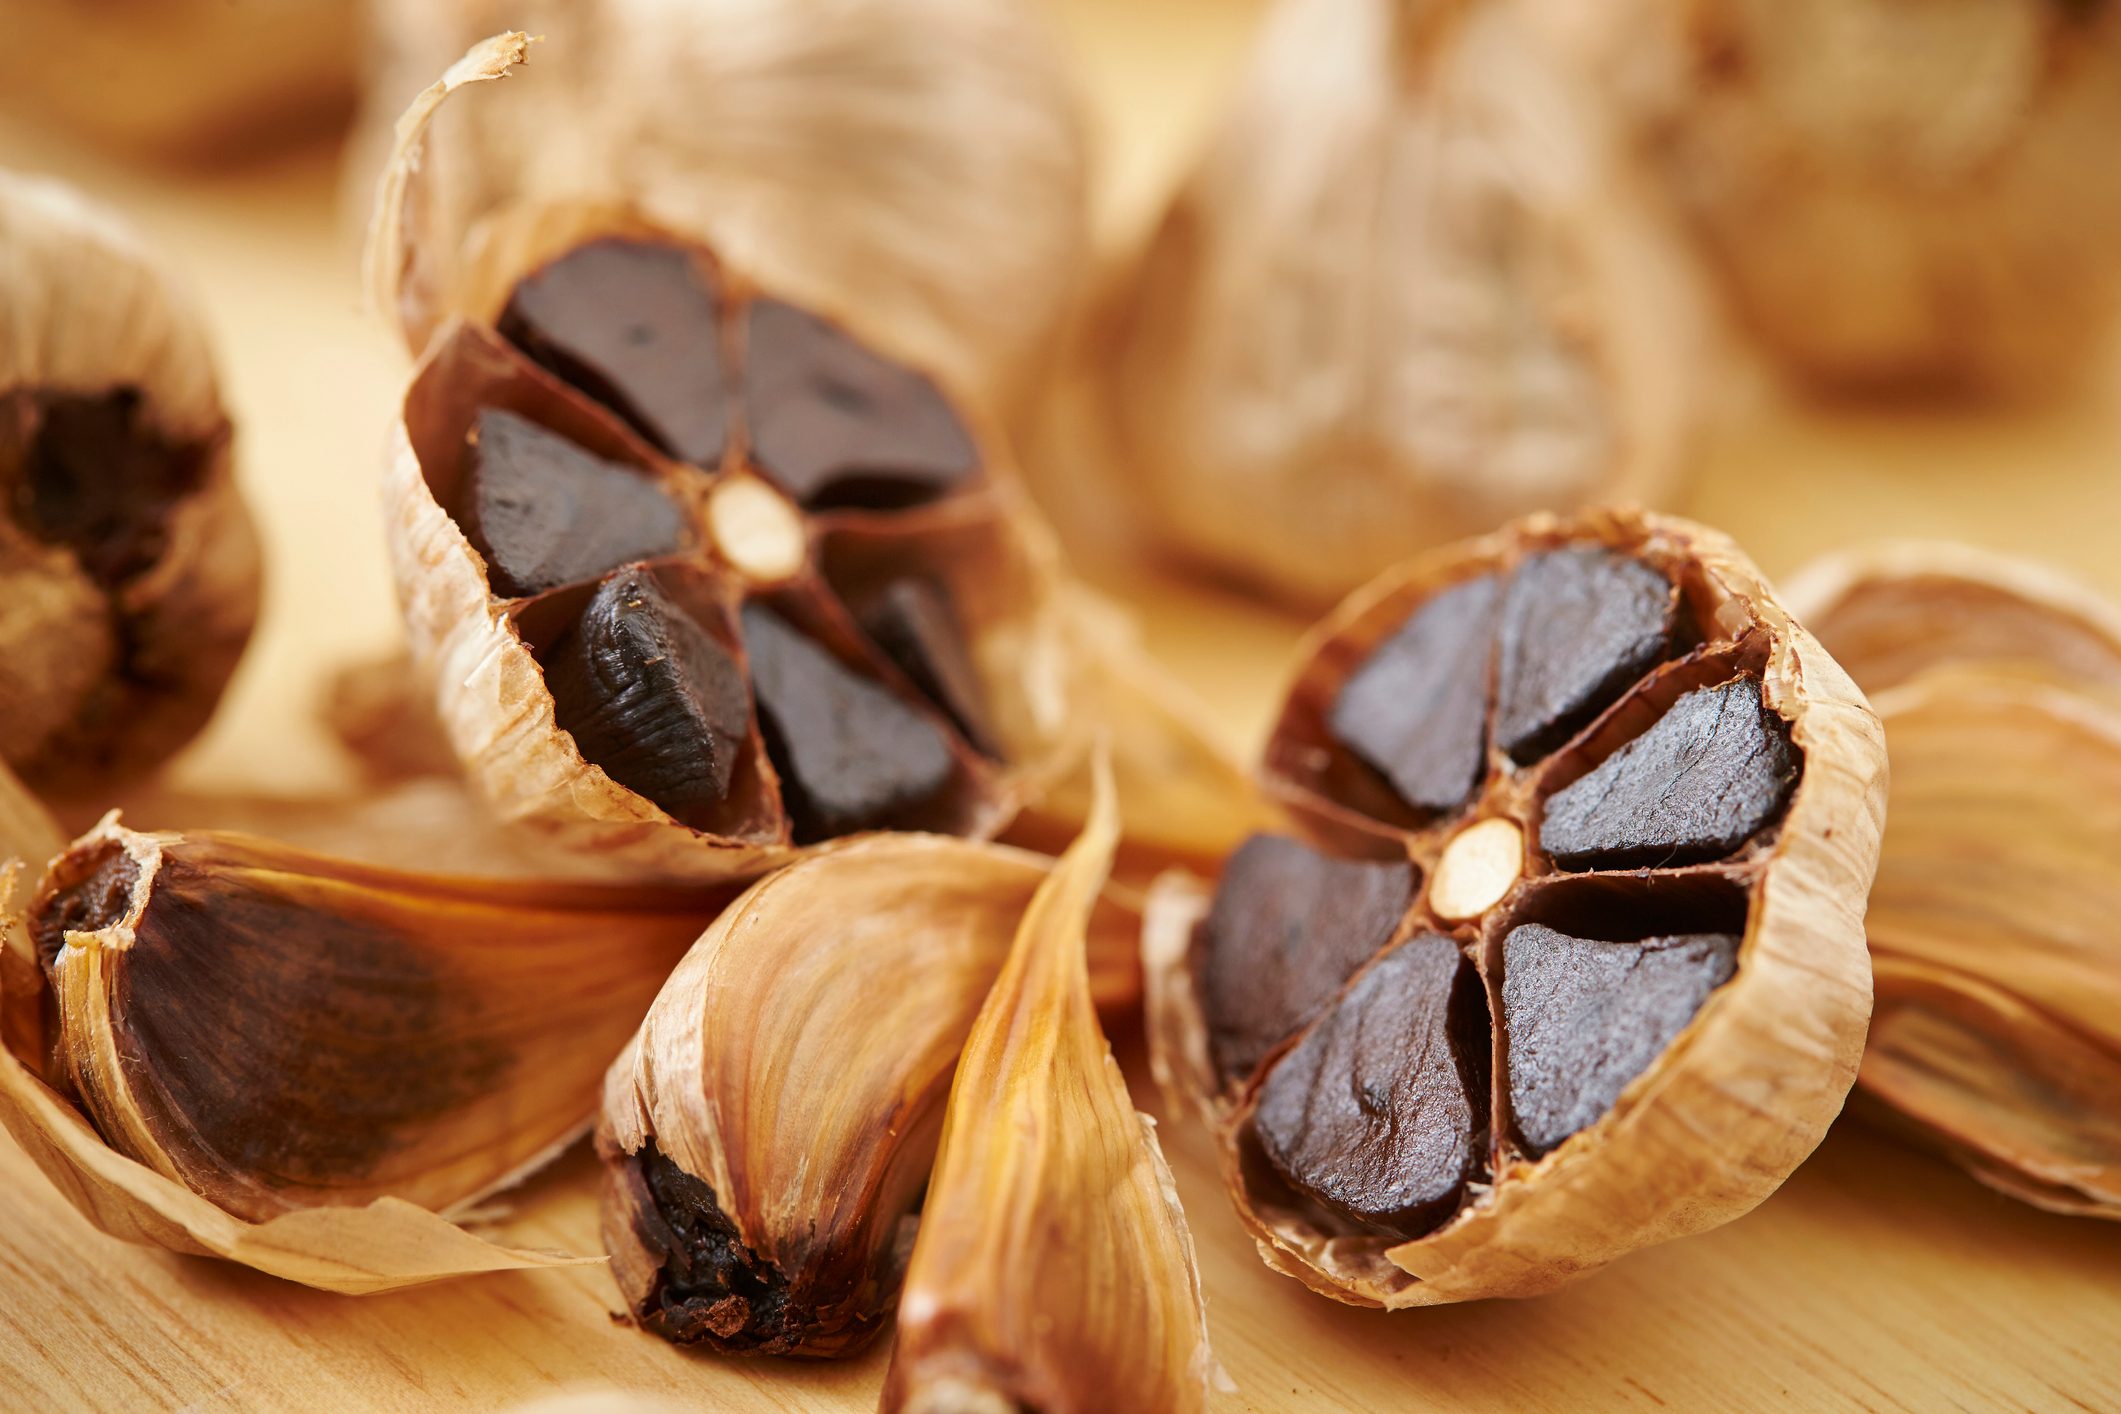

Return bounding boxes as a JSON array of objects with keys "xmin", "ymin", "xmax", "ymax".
[
  {"xmin": 598, "ymin": 835, "xmax": 1142, "ymax": 1356},
  {"xmin": 1585, "ymin": 0, "xmax": 2121, "ymax": 395},
  {"xmin": 883, "ymin": 774, "xmax": 1213, "ymax": 1412},
  {"xmin": 0, "ymin": 0, "xmax": 358, "ymax": 161},
  {"xmin": 1788, "ymin": 544, "xmax": 2121, "ymax": 1217},
  {"xmin": 1100, "ymin": 0, "xmax": 1707, "ymax": 607},
  {"xmin": 358, "ymin": 0, "xmax": 1087, "ymax": 409},
  {"xmin": 363, "ymin": 38, "xmax": 1258, "ymax": 884},
  {"xmin": 0, "ymin": 817, "xmax": 729, "ymax": 1292},
  {"xmin": 0, "ymin": 170, "xmax": 260, "ymax": 798},
  {"xmin": 1146, "ymin": 508, "xmax": 1886, "ymax": 1305}
]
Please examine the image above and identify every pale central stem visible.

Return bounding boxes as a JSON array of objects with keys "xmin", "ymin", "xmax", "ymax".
[{"xmin": 1429, "ymin": 816, "xmax": 1524, "ymax": 922}]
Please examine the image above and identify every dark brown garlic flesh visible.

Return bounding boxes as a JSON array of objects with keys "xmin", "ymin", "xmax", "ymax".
[
  {"xmin": 1145, "ymin": 509, "xmax": 1885, "ymax": 1307},
  {"xmin": 392, "ymin": 234, "xmax": 1035, "ymax": 878}
]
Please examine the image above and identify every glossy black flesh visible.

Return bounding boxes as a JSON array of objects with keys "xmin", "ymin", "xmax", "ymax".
[
  {"xmin": 1196, "ymin": 834, "xmax": 1415, "ymax": 1085},
  {"xmin": 1326, "ymin": 575, "xmax": 1500, "ymax": 817},
  {"xmin": 458, "ymin": 409, "xmax": 685, "ymax": 597},
  {"xmin": 1495, "ymin": 548, "xmax": 1674, "ymax": 763},
  {"xmin": 2, "ymin": 387, "xmax": 212, "ymax": 586},
  {"xmin": 1253, "ymin": 935, "xmax": 1488, "ymax": 1237},
  {"xmin": 739, "ymin": 603, "xmax": 959, "ymax": 843},
  {"xmin": 1501, "ymin": 924, "xmax": 1739, "ymax": 1156},
  {"xmin": 850, "ymin": 575, "xmax": 996, "ymax": 757},
  {"xmin": 1540, "ymin": 678, "xmax": 1799, "ymax": 871},
  {"xmin": 543, "ymin": 569, "xmax": 753, "ymax": 830},
  {"xmin": 621, "ymin": 1139, "xmax": 848, "ymax": 1356},
  {"xmin": 498, "ymin": 240, "xmax": 728, "ymax": 466},
  {"xmin": 741, "ymin": 300, "xmax": 978, "ymax": 511}
]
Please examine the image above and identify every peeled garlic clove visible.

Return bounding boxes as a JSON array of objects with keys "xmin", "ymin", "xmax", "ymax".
[
  {"xmin": 597, "ymin": 835, "xmax": 1142, "ymax": 1356},
  {"xmin": 0, "ymin": 0, "xmax": 357, "ymax": 160},
  {"xmin": 0, "ymin": 816, "xmax": 726, "ymax": 1291},
  {"xmin": 1146, "ymin": 508, "xmax": 1886, "ymax": 1306},
  {"xmin": 1097, "ymin": 0, "xmax": 1707, "ymax": 607},
  {"xmin": 1581, "ymin": 0, "xmax": 2121, "ymax": 395},
  {"xmin": 358, "ymin": 0, "xmax": 1087, "ymax": 411},
  {"xmin": 0, "ymin": 170, "xmax": 261, "ymax": 798},
  {"xmin": 883, "ymin": 774, "xmax": 1212, "ymax": 1412},
  {"xmin": 368, "ymin": 42, "xmax": 1259, "ymax": 881}
]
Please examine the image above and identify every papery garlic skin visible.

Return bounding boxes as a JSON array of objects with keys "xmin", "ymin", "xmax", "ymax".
[
  {"xmin": 1589, "ymin": 0, "xmax": 2121, "ymax": 396},
  {"xmin": 0, "ymin": 0, "xmax": 358, "ymax": 160},
  {"xmin": 1101, "ymin": 0, "xmax": 1705, "ymax": 607},
  {"xmin": 1790, "ymin": 544, "xmax": 2121, "ymax": 1218},
  {"xmin": 0, "ymin": 171, "xmax": 260, "ymax": 797},
  {"xmin": 883, "ymin": 776, "xmax": 1212, "ymax": 1412},
  {"xmin": 358, "ymin": 0, "xmax": 1087, "ymax": 412}
]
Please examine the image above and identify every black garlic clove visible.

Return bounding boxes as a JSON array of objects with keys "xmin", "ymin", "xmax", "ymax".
[
  {"xmin": 1327, "ymin": 575, "xmax": 1500, "ymax": 817},
  {"xmin": 851, "ymin": 575, "xmax": 995, "ymax": 757},
  {"xmin": 1252, "ymin": 934, "xmax": 1486, "ymax": 1237},
  {"xmin": 498, "ymin": 240, "xmax": 729, "ymax": 466},
  {"xmin": 1196, "ymin": 834, "xmax": 1414, "ymax": 1084},
  {"xmin": 544, "ymin": 569, "xmax": 753, "ymax": 829},
  {"xmin": 741, "ymin": 300, "xmax": 978, "ymax": 511},
  {"xmin": 1539, "ymin": 678, "xmax": 1799, "ymax": 871},
  {"xmin": 1500, "ymin": 924, "xmax": 1738, "ymax": 1156},
  {"xmin": 458, "ymin": 409, "xmax": 686, "ymax": 597},
  {"xmin": 1495, "ymin": 548, "xmax": 1675, "ymax": 763},
  {"xmin": 5, "ymin": 386, "xmax": 211, "ymax": 586},
  {"xmin": 739, "ymin": 603, "xmax": 959, "ymax": 843}
]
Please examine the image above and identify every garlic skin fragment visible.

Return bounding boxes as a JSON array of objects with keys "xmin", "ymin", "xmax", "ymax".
[
  {"xmin": 1588, "ymin": 0, "xmax": 2121, "ymax": 396},
  {"xmin": 0, "ymin": 170, "xmax": 261, "ymax": 797},
  {"xmin": 597, "ymin": 834, "xmax": 1143, "ymax": 1357},
  {"xmin": 0, "ymin": 817, "xmax": 727, "ymax": 1292},
  {"xmin": 883, "ymin": 775, "xmax": 1212, "ymax": 1413},
  {"xmin": 359, "ymin": 0, "xmax": 1087, "ymax": 412},
  {"xmin": 1790, "ymin": 542, "xmax": 2121, "ymax": 1219},
  {"xmin": 1101, "ymin": 0, "xmax": 1705, "ymax": 607}
]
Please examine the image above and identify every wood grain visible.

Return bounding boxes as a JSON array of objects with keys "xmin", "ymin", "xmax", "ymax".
[{"xmin": 2, "ymin": 0, "xmax": 2119, "ymax": 1406}]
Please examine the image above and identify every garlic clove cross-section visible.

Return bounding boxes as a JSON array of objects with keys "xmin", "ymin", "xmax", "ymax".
[
  {"xmin": 597, "ymin": 834, "xmax": 1143, "ymax": 1357},
  {"xmin": 364, "ymin": 35, "xmax": 1260, "ymax": 887},
  {"xmin": 0, "ymin": 816, "xmax": 728, "ymax": 1293},
  {"xmin": 1788, "ymin": 542, "xmax": 2121, "ymax": 1218},
  {"xmin": 1146, "ymin": 508, "xmax": 1888, "ymax": 1306},
  {"xmin": 882, "ymin": 770, "xmax": 1214, "ymax": 1412}
]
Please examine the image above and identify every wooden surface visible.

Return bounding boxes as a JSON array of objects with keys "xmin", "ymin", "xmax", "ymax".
[{"xmin": 3, "ymin": 1, "xmax": 2121, "ymax": 1409}]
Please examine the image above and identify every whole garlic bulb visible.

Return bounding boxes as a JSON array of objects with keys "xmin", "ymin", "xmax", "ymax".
[
  {"xmin": 359, "ymin": 0, "xmax": 1088, "ymax": 413},
  {"xmin": 1102, "ymin": 0, "xmax": 1707, "ymax": 607},
  {"xmin": 0, "ymin": 171, "xmax": 261, "ymax": 798},
  {"xmin": 0, "ymin": 0, "xmax": 359, "ymax": 161},
  {"xmin": 1597, "ymin": 0, "xmax": 2121, "ymax": 396}
]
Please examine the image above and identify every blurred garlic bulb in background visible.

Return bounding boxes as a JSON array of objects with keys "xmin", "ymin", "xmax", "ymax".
[
  {"xmin": 357, "ymin": 0, "xmax": 1088, "ymax": 414},
  {"xmin": 1099, "ymin": 0, "xmax": 1707, "ymax": 608},
  {"xmin": 1583, "ymin": 0, "xmax": 2121, "ymax": 397},
  {"xmin": 0, "ymin": 0, "xmax": 358, "ymax": 161}
]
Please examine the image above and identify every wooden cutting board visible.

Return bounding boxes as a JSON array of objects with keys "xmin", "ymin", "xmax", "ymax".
[{"xmin": 2, "ymin": 1, "xmax": 2119, "ymax": 1407}]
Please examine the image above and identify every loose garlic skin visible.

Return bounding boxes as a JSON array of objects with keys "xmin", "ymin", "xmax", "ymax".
[
  {"xmin": 1580, "ymin": 0, "xmax": 2121, "ymax": 397},
  {"xmin": 1146, "ymin": 510, "xmax": 1887, "ymax": 1307},
  {"xmin": 358, "ymin": 0, "xmax": 1087, "ymax": 414},
  {"xmin": 1788, "ymin": 543, "xmax": 2121, "ymax": 1217},
  {"xmin": 1102, "ymin": 0, "xmax": 1706, "ymax": 608},
  {"xmin": 0, "ymin": 171, "xmax": 260, "ymax": 798}
]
